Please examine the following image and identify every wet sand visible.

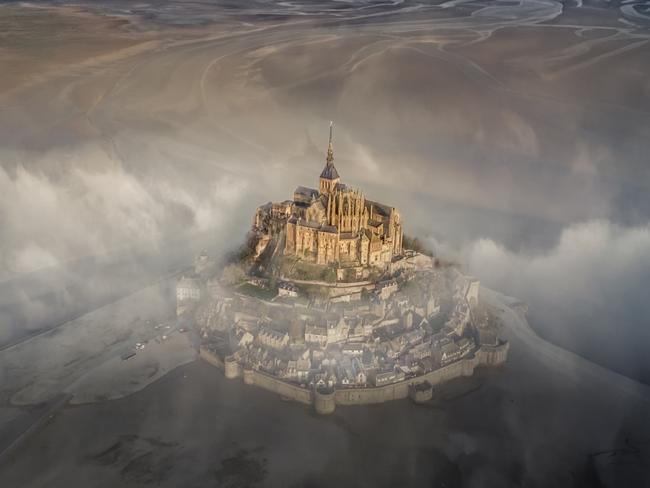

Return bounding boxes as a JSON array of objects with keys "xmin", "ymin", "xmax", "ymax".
[{"xmin": 1, "ymin": 296, "xmax": 649, "ymax": 487}]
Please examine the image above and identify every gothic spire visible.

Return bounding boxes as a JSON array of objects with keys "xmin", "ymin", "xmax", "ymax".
[
  {"xmin": 326, "ymin": 120, "xmax": 334, "ymax": 165},
  {"xmin": 320, "ymin": 121, "xmax": 340, "ymax": 185}
]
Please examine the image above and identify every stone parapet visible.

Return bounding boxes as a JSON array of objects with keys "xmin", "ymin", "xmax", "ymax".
[{"xmin": 201, "ymin": 342, "xmax": 508, "ymax": 413}]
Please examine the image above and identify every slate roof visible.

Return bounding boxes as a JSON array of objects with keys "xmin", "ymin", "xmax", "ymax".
[
  {"xmin": 295, "ymin": 186, "xmax": 319, "ymax": 200},
  {"xmin": 320, "ymin": 162, "xmax": 340, "ymax": 180},
  {"xmin": 367, "ymin": 200, "xmax": 392, "ymax": 217}
]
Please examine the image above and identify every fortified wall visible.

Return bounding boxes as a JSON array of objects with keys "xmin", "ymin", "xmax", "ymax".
[
  {"xmin": 201, "ymin": 341, "xmax": 509, "ymax": 414},
  {"xmin": 281, "ymin": 277, "xmax": 375, "ymax": 299},
  {"xmin": 199, "ymin": 347, "xmax": 224, "ymax": 370}
]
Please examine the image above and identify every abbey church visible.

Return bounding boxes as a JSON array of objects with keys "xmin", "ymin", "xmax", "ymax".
[{"xmin": 252, "ymin": 123, "xmax": 403, "ymax": 270}]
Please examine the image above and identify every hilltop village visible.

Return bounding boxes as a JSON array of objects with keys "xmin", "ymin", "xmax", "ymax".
[{"xmin": 177, "ymin": 125, "xmax": 508, "ymax": 413}]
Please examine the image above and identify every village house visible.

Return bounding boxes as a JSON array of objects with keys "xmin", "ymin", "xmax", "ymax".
[{"xmin": 258, "ymin": 329, "xmax": 290, "ymax": 350}]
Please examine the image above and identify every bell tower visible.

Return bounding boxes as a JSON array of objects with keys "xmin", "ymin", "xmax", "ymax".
[{"xmin": 319, "ymin": 121, "xmax": 340, "ymax": 195}]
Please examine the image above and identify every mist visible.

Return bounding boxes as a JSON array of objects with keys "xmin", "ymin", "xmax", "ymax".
[
  {"xmin": 464, "ymin": 220, "xmax": 650, "ymax": 383},
  {"xmin": 1, "ymin": 0, "xmax": 650, "ymax": 486}
]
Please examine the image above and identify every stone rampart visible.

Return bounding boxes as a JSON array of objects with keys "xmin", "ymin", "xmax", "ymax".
[
  {"xmin": 335, "ymin": 380, "xmax": 410, "ymax": 405},
  {"xmin": 328, "ymin": 283, "xmax": 376, "ymax": 299},
  {"xmin": 281, "ymin": 277, "xmax": 375, "ymax": 298},
  {"xmin": 224, "ymin": 355, "xmax": 242, "ymax": 379},
  {"xmin": 203, "ymin": 342, "xmax": 508, "ymax": 413},
  {"xmin": 333, "ymin": 354, "xmax": 479, "ymax": 406},
  {"xmin": 476, "ymin": 341, "xmax": 509, "ymax": 366},
  {"xmin": 199, "ymin": 347, "xmax": 224, "ymax": 370},
  {"xmin": 314, "ymin": 387, "xmax": 336, "ymax": 414},
  {"xmin": 409, "ymin": 382, "xmax": 433, "ymax": 404},
  {"xmin": 245, "ymin": 369, "xmax": 313, "ymax": 405},
  {"xmin": 243, "ymin": 368, "xmax": 255, "ymax": 385}
]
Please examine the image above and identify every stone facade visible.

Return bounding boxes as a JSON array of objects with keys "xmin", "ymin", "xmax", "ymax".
[{"xmin": 253, "ymin": 124, "xmax": 403, "ymax": 271}]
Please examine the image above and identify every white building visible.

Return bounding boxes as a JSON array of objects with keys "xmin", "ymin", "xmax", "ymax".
[
  {"xmin": 372, "ymin": 369, "xmax": 405, "ymax": 387},
  {"xmin": 177, "ymin": 276, "xmax": 201, "ymax": 301},
  {"xmin": 176, "ymin": 276, "xmax": 202, "ymax": 316},
  {"xmin": 342, "ymin": 343, "xmax": 364, "ymax": 357},
  {"xmin": 278, "ymin": 282, "xmax": 299, "ymax": 298}
]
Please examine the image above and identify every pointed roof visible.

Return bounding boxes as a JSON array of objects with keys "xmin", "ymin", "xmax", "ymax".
[
  {"xmin": 320, "ymin": 163, "xmax": 339, "ymax": 180},
  {"xmin": 320, "ymin": 121, "xmax": 340, "ymax": 180}
]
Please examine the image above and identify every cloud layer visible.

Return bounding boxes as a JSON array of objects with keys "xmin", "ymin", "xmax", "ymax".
[
  {"xmin": 0, "ymin": 146, "xmax": 248, "ymax": 278},
  {"xmin": 464, "ymin": 220, "xmax": 650, "ymax": 383}
]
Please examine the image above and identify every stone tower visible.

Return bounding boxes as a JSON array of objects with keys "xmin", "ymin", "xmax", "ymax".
[{"xmin": 319, "ymin": 121, "xmax": 340, "ymax": 195}]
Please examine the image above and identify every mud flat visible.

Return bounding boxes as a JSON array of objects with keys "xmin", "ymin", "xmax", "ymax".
[
  {"xmin": 67, "ymin": 331, "xmax": 196, "ymax": 405},
  {"xmin": 1, "ymin": 295, "xmax": 649, "ymax": 487}
]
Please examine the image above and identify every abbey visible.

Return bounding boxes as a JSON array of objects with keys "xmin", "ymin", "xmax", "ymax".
[
  {"xmin": 190, "ymin": 125, "xmax": 508, "ymax": 415},
  {"xmin": 252, "ymin": 123, "xmax": 403, "ymax": 270}
]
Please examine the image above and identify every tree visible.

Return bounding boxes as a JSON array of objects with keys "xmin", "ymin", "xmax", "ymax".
[
  {"xmin": 322, "ymin": 266, "xmax": 336, "ymax": 283},
  {"xmin": 221, "ymin": 263, "xmax": 246, "ymax": 285}
]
